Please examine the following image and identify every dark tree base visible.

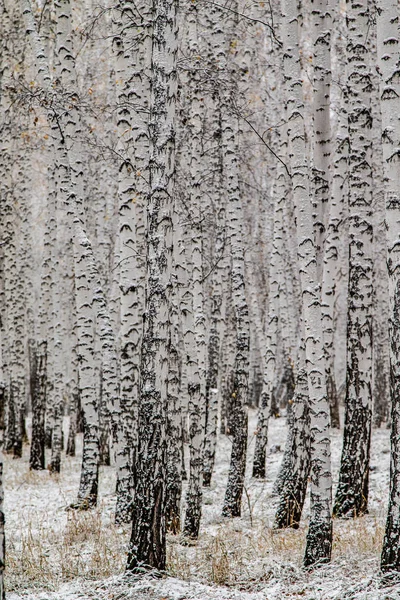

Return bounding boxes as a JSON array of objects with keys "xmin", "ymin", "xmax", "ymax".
[
  {"xmin": 304, "ymin": 520, "xmax": 332, "ymax": 568},
  {"xmin": 127, "ymin": 484, "xmax": 166, "ymax": 573},
  {"xmin": 381, "ymin": 520, "xmax": 400, "ymax": 574},
  {"xmin": 48, "ymin": 457, "xmax": 61, "ymax": 474},
  {"xmin": 222, "ymin": 408, "xmax": 247, "ymax": 519},
  {"xmin": 166, "ymin": 486, "xmax": 181, "ymax": 534},
  {"xmin": 30, "ymin": 434, "xmax": 46, "ymax": 470},
  {"xmin": 13, "ymin": 440, "xmax": 23, "ymax": 459},
  {"xmin": 252, "ymin": 459, "xmax": 266, "ymax": 480},
  {"xmin": 45, "ymin": 429, "xmax": 52, "ymax": 450},
  {"xmin": 69, "ymin": 496, "xmax": 97, "ymax": 510},
  {"xmin": 221, "ymin": 504, "xmax": 241, "ymax": 518},
  {"xmin": 275, "ymin": 494, "xmax": 304, "ymax": 529},
  {"xmin": 202, "ymin": 471, "xmax": 212, "ymax": 487},
  {"xmin": 183, "ymin": 513, "xmax": 201, "ymax": 540},
  {"xmin": 115, "ymin": 486, "xmax": 134, "ymax": 525},
  {"xmin": 66, "ymin": 436, "xmax": 76, "ymax": 457},
  {"xmin": 333, "ymin": 484, "xmax": 369, "ymax": 518}
]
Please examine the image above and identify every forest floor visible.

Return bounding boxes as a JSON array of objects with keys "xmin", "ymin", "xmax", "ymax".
[{"xmin": 7, "ymin": 409, "xmax": 400, "ymax": 600}]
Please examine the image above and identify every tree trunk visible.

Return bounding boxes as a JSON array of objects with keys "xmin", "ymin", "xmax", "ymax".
[
  {"xmin": 112, "ymin": 0, "xmax": 150, "ymax": 524},
  {"xmin": 220, "ymin": 109, "xmax": 250, "ymax": 520},
  {"xmin": 29, "ymin": 339, "xmax": 47, "ymax": 470},
  {"xmin": 252, "ymin": 186, "xmax": 284, "ymax": 479},
  {"xmin": 127, "ymin": 0, "xmax": 178, "ymax": 571},
  {"xmin": 281, "ymin": 0, "xmax": 332, "ymax": 565},
  {"xmin": 274, "ymin": 344, "xmax": 310, "ymax": 528},
  {"xmin": 333, "ymin": 0, "xmax": 373, "ymax": 519},
  {"xmin": 376, "ymin": 0, "xmax": 400, "ymax": 573}
]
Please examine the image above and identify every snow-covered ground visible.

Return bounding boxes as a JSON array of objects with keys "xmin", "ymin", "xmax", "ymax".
[{"xmin": 7, "ymin": 410, "xmax": 400, "ymax": 600}]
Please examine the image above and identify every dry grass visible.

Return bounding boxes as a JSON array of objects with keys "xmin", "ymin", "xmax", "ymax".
[
  {"xmin": 8, "ymin": 500, "xmax": 386, "ymax": 594},
  {"xmin": 4, "ymin": 416, "xmax": 391, "ymax": 597},
  {"xmin": 7, "ymin": 502, "xmax": 129, "ymax": 592},
  {"xmin": 166, "ymin": 515, "xmax": 385, "ymax": 590}
]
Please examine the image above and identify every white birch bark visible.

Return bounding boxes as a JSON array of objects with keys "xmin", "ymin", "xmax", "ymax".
[
  {"xmin": 30, "ymin": 163, "xmax": 54, "ymax": 469},
  {"xmin": 174, "ymin": 207, "xmax": 204, "ymax": 538},
  {"xmin": 204, "ymin": 0, "xmax": 250, "ymax": 520},
  {"xmin": 252, "ymin": 188, "xmax": 283, "ymax": 479},
  {"xmin": 22, "ymin": 0, "xmax": 122, "ymax": 507},
  {"xmin": 376, "ymin": 0, "xmax": 400, "ymax": 573},
  {"xmin": 202, "ymin": 162, "xmax": 226, "ymax": 486},
  {"xmin": 370, "ymin": 31, "xmax": 390, "ymax": 429},
  {"xmin": 312, "ymin": 0, "xmax": 340, "ymax": 429},
  {"xmin": 274, "ymin": 341, "xmax": 310, "ymax": 528},
  {"xmin": 282, "ymin": 0, "xmax": 332, "ymax": 565},
  {"xmin": 127, "ymin": 0, "xmax": 178, "ymax": 570},
  {"xmin": 180, "ymin": 2, "xmax": 209, "ymax": 539},
  {"xmin": 166, "ymin": 260, "xmax": 183, "ymax": 533},
  {"xmin": 112, "ymin": 0, "xmax": 151, "ymax": 523},
  {"xmin": 321, "ymin": 67, "xmax": 348, "ymax": 432},
  {"xmin": 311, "ymin": 0, "xmax": 332, "ymax": 272},
  {"xmin": 0, "ymin": 3, "xmax": 27, "ymax": 456},
  {"xmin": 48, "ymin": 156, "xmax": 64, "ymax": 473},
  {"xmin": 333, "ymin": 0, "xmax": 373, "ymax": 519}
]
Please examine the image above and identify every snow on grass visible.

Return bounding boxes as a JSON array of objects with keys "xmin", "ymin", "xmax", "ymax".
[{"xmin": 6, "ymin": 410, "xmax": 400, "ymax": 599}]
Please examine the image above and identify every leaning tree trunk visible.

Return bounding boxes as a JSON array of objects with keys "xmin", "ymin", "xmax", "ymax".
[
  {"xmin": 376, "ymin": 0, "xmax": 400, "ymax": 574},
  {"xmin": 126, "ymin": 0, "xmax": 178, "ymax": 571},
  {"xmin": 282, "ymin": 0, "xmax": 332, "ymax": 566},
  {"xmin": 333, "ymin": 0, "xmax": 373, "ymax": 519}
]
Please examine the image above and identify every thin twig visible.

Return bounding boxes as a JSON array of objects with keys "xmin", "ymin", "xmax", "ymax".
[
  {"xmin": 37, "ymin": 0, "xmax": 49, "ymax": 34},
  {"xmin": 198, "ymin": 0, "xmax": 282, "ymax": 47},
  {"xmin": 243, "ymin": 485, "xmax": 253, "ymax": 528},
  {"xmin": 239, "ymin": 113, "xmax": 291, "ymax": 177}
]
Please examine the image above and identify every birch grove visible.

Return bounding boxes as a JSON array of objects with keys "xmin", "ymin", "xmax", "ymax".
[{"xmin": 1, "ymin": 0, "xmax": 400, "ymax": 593}]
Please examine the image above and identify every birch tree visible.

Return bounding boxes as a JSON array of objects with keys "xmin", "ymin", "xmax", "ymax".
[
  {"xmin": 206, "ymin": 0, "xmax": 251, "ymax": 520},
  {"xmin": 180, "ymin": 2, "xmax": 208, "ymax": 538},
  {"xmin": 1, "ymin": 0, "xmax": 27, "ymax": 460},
  {"xmin": 312, "ymin": 0, "xmax": 341, "ymax": 430},
  {"xmin": 126, "ymin": 0, "xmax": 178, "ymax": 570},
  {"xmin": 21, "ymin": 0, "xmax": 122, "ymax": 507},
  {"xmin": 274, "ymin": 342, "xmax": 310, "ymax": 528},
  {"xmin": 112, "ymin": 0, "xmax": 150, "ymax": 524},
  {"xmin": 377, "ymin": 0, "xmax": 400, "ymax": 573},
  {"xmin": 333, "ymin": 0, "xmax": 373, "ymax": 519},
  {"xmin": 282, "ymin": 0, "xmax": 332, "ymax": 565},
  {"xmin": 252, "ymin": 188, "xmax": 283, "ymax": 479}
]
